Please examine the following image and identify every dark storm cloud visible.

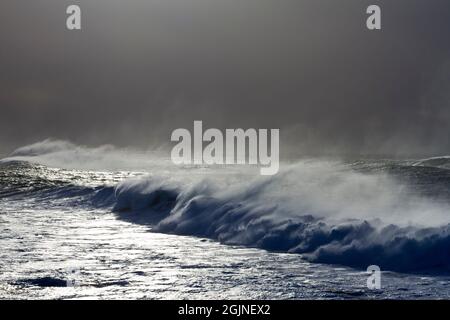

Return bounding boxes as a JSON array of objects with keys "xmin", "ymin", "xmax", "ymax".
[{"xmin": 1, "ymin": 0, "xmax": 449, "ymax": 157}]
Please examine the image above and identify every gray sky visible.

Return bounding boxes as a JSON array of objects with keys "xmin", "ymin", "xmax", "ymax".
[{"xmin": 1, "ymin": 0, "xmax": 449, "ymax": 157}]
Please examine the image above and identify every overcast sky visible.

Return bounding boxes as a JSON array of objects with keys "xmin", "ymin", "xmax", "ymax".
[{"xmin": 1, "ymin": 0, "xmax": 449, "ymax": 158}]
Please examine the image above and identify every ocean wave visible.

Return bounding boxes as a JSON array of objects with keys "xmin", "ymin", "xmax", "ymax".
[
  {"xmin": 2, "ymin": 141, "xmax": 450, "ymax": 273},
  {"xmin": 107, "ymin": 163, "xmax": 450, "ymax": 273}
]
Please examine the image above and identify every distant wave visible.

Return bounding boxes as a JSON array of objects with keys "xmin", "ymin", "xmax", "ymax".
[
  {"xmin": 2, "ymin": 140, "xmax": 450, "ymax": 273},
  {"xmin": 413, "ymin": 156, "xmax": 450, "ymax": 170},
  {"xmin": 0, "ymin": 161, "xmax": 117, "ymax": 210},
  {"xmin": 1, "ymin": 139, "xmax": 172, "ymax": 172}
]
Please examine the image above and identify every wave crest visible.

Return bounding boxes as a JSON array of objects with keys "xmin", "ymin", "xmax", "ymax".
[{"xmin": 109, "ymin": 163, "xmax": 450, "ymax": 273}]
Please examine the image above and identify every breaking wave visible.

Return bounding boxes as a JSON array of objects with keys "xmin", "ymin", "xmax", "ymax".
[{"xmin": 109, "ymin": 163, "xmax": 450, "ymax": 273}]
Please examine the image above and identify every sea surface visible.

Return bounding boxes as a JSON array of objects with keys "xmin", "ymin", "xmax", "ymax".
[{"xmin": 1, "ymin": 141, "xmax": 450, "ymax": 299}]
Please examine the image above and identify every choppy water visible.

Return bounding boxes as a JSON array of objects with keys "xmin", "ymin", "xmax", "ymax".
[{"xmin": 1, "ymin": 142, "xmax": 450, "ymax": 299}]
